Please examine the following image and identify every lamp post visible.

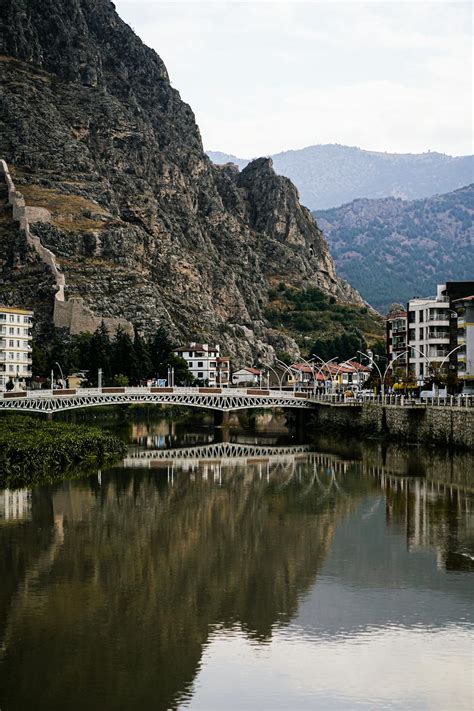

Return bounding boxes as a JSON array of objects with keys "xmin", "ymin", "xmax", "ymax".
[
  {"xmin": 358, "ymin": 350, "xmax": 384, "ymax": 396},
  {"xmin": 334, "ymin": 357, "xmax": 358, "ymax": 393},
  {"xmin": 298, "ymin": 355, "xmax": 324, "ymax": 395},
  {"xmin": 55, "ymin": 361, "xmax": 64, "ymax": 387},
  {"xmin": 310, "ymin": 355, "xmax": 338, "ymax": 392},
  {"xmin": 266, "ymin": 363, "xmax": 284, "ymax": 391},
  {"xmin": 381, "ymin": 350, "xmax": 409, "ymax": 395},
  {"xmin": 275, "ymin": 358, "xmax": 298, "ymax": 393},
  {"xmin": 408, "ymin": 345, "xmax": 433, "ymax": 390}
]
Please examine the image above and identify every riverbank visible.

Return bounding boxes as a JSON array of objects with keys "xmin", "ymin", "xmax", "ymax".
[
  {"xmin": 312, "ymin": 402, "xmax": 474, "ymax": 449},
  {"xmin": 0, "ymin": 416, "xmax": 126, "ymax": 488}
]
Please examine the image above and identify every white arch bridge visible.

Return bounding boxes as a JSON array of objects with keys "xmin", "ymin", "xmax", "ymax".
[{"xmin": 0, "ymin": 386, "xmax": 314, "ymax": 415}]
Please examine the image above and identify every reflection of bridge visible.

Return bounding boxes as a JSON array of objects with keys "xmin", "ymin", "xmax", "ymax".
[
  {"xmin": 0, "ymin": 386, "xmax": 313, "ymax": 414},
  {"xmin": 124, "ymin": 442, "xmax": 313, "ymax": 467}
]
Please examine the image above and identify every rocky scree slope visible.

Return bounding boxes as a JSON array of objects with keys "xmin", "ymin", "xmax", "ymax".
[
  {"xmin": 208, "ymin": 146, "xmax": 474, "ymax": 211},
  {"xmin": 315, "ymin": 184, "xmax": 474, "ymax": 313},
  {"xmin": 0, "ymin": 0, "xmax": 367, "ymax": 364}
]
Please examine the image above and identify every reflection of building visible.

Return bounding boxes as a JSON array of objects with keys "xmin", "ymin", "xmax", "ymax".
[
  {"xmin": 0, "ymin": 489, "xmax": 32, "ymax": 522},
  {"xmin": 0, "ymin": 305, "xmax": 33, "ymax": 390},
  {"xmin": 379, "ymin": 473, "xmax": 473, "ymax": 571}
]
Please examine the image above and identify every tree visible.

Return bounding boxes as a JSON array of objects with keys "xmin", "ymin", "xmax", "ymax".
[
  {"xmin": 111, "ymin": 326, "xmax": 136, "ymax": 382},
  {"xmin": 132, "ymin": 331, "xmax": 152, "ymax": 383},
  {"xmin": 88, "ymin": 322, "xmax": 111, "ymax": 385}
]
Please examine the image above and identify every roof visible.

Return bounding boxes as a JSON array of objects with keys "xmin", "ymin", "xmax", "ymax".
[
  {"xmin": 235, "ymin": 367, "xmax": 261, "ymax": 375},
  {"xmin": 173, "ymin": 344, "xmax": 219, "ymax": 352},
  {"xmin": 386, "ymin": 311, "xmax": 407, "ymax": 320},
  {"xmin": 0, "ymin": 305, "xmax": 34, "ymax": 315}
]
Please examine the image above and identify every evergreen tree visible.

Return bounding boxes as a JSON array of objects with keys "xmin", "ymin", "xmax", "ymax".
[
  {"xmin": 132, "ymin": 331, "xmax": 152, "ymax": 383},
  {"xmin": 88, "ymin": 322, "xmax": 111, "ymax": 385},
  {"xmin": 111, "ymin": 326, "xmax": 136, "ymax": 382}
]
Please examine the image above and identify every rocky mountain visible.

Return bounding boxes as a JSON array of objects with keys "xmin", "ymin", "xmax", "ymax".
[
  {"xmin": 207, "ymin": 146, "xmax": 474, "ymax": 211},
  {"xmin": 314, "ymin": 185, "xmax": 474, "ymax": 313},
  {"xmin": 0, "ymin": 0, "xmax": 378, "ymax": 365}
]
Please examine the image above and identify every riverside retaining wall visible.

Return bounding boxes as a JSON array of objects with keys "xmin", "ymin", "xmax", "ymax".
[{"xmin": 314, "ymin": 403, "xmax": 474, "ymax": 449}]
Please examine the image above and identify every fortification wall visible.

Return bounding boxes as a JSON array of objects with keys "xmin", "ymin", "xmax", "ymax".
[{"xmin": 0, "ymin": 159, "xmax": 133, "ymax": 337}]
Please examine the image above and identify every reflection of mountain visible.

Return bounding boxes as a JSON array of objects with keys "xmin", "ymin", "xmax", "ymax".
[
  {"xmin": 0, "ymin": 463, "xmax": 361, "ymax": 711},
  {"xmin": 0, "ymin": 441, "xmax": 472, "ymax": 711}
]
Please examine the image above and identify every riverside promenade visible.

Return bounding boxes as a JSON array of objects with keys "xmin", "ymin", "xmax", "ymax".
[{"xmin": 1, "ymin": 386, "xmax": 472, "ymax": 448}]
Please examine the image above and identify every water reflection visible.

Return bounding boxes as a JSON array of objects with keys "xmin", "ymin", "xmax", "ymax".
[{"xmin": 0, "ymin": 423, "xmax": 472, "ymax": 710}]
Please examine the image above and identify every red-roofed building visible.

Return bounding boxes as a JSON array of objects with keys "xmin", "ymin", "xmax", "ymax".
[{"xmin": 232, "ymin": 367, "xmax": 262, "ymax": 386}]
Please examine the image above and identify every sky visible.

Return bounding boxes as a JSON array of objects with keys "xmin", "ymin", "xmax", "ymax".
[{"xmin": 114, "ymin": 1, "xmax": 473, "ymax": 157}]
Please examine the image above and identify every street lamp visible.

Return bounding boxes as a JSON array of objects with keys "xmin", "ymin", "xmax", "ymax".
[
  {"xmin": 275, "ymin": 358, "xmax": 298, "ymax": 392},
  {"xmin": 266, "ymin": 363, "xmax": 284, "ymax": 391},
  {"xmin": 358, "ymin": 350, "xmax": 384, "ymax": 395},
  {"xmin": 55, "ymin": 361, "xmax": 64, "ymax": 385},
  {"xmin": 298, "ymin": 355, "xmax": 324, "ymax": 395},
  {"xmin": 310, "ymin": 354, "xmax": 338, "ymax": 391}
]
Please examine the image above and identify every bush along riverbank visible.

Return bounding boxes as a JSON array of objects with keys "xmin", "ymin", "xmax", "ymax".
[{"xmin": 0, "ymin": 416, "xmax": 127, "ymax": 489}]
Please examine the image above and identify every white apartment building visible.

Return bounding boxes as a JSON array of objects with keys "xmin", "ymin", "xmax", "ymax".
[
  {"xmin": 173, "ymin": 343, "xmax": 230, "ymax": 385},
  {"xmin": 453, "ymin": 294, "xmax": 474, "ymax": 393},
  {"xmin": 0, "ymin": 306, "xmax": 33, "ymax": 390},
  {"xmin": 407, "ymin": 284, "xmax": 457, "ymax": 384}
]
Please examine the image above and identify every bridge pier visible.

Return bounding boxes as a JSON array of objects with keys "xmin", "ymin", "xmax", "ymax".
[{"xmin": 214, "ymin": 410, "xmax": 230, "ymax": 427}]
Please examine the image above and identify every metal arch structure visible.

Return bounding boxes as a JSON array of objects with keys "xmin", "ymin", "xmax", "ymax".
[
  {"xmin": 125, "ymin": 442, "xmax": 313, "ymax": 466},
  {"xmin": 0, "ymin": 386, "xmax": 314, "ymax": 415}
]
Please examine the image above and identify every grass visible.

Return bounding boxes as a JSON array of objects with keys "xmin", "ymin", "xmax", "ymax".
[
  {"xmin": 19, "ymin": 184, "xmax": 117, "ymax": 232},
  {"xmin": 265, "ymin": 284, "xmax": 384, "ymax": 347},
  {"xmin": 0, "ymin": 416, "xmax": 126, "ymax": 488}
]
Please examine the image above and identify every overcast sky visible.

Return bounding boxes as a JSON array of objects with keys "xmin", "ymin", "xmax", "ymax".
[{"xmin": 114, "ymin": 1, "xmax": 472, "ymax": 157}]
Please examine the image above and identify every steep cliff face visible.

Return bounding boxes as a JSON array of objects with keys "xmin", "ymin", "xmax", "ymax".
[{"xmin": 0, "ymin": 0, "xmax": 363, "ymax": 363}]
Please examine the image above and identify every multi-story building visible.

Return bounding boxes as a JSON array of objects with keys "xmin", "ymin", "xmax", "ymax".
[
  {"xmin": 386, "ymin": 311, "xmax": 408, "ymax": 368},
  {"xmin": 453, "ymin": 294, "xmax": 474, "ymax": 393},
  {"xmin": 407, "ymin": 282, "xmax": 474, "ymax": 386},
  {"xmin": 173, "ymin": 343, "xmax": 230, "ymax": 385},
  {"xmin": 0, "ymin": 306, "xmax": 33, "ymax": 390}
]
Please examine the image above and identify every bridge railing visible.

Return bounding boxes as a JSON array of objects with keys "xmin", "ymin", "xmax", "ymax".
[
  {"xmin": 307, "ymin": 392, "xmax": 474, "ymax": 408},
  {"xmin": 2, "ymin": 385, "xmax": 303, "ymax": 401},
  {"xmin": 1, "ymin": 386, "xmax": 472, "ymax": 408}
]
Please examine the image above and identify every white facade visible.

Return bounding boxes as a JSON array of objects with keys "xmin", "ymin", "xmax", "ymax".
[
  {"xmin": 0, "ymin": 306, "xmax": 33, "ymax": 390},
  {"xmin": 173, "ymin": 343, "xmax": 229, "ymax": 385},
  {"xmin": 407, "ymin": 285, "xmax": 454, "ymax": 383},
  {"xmin": 454, "ymin": 296, "xmax": 474, "ymax": 393},
  {"xmin": 232, "ymin": 367, "xmax": 261, "ymax": 386}
]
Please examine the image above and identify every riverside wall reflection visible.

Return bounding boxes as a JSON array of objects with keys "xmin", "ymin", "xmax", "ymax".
[{"xmin": 0, "ymin": 429, "xmax": 472, "ymax": 711}]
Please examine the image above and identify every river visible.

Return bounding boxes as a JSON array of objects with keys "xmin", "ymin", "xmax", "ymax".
[{"xmin": 0, "ymin": 412, "xmax": 472, "ymax": 710}]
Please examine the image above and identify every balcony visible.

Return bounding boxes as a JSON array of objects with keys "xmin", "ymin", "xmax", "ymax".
[{"xmin": 428, "ymin": 331, "xmax": 450, "ymax": 342}]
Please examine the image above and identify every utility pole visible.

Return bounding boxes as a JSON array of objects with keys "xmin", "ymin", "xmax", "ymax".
[{"xmin": 98, "ymin": 368, "xmax": 103, "ymax": 389}]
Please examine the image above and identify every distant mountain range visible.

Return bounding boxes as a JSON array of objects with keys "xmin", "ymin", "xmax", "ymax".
[
  {"xmin": 207, "ymin": 145, "xmax": 473, "ymax": 211},
  {"xmin": 314, "ymin": 184, "xmax": 474, "ymax": 313}
]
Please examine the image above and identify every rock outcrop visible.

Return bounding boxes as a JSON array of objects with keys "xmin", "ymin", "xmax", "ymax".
[{"xmin": 0, "ymin": 0, "xmax": 363, "ymax": 363}]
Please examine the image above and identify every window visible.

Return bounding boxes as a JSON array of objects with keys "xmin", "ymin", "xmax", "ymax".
[
  {"xmin": 9, "ymin": 315, "xmax": 14, "ymax": 323},
  {"xmin": 0, "ymin": 314, "xmax": 5, "ymax": 321},
  {"xmin": 9, "ymin": 340, "xmax": 13, "ymax": 347},
  {"xmin": 188, "ymin": 352, "xmax": 192, "ymax": 358},
  {"xmin": 198, "ymin": 372, "xmax": 203, "ymax": 378},
  {"xmin": 210, "ymin": 362, "xmax": 216, "ymax": 367},
  {"xmin": 198, "ymin": 361, "xmax": 203, "ymax": 367},
  {"xmin": 419, "ymin": 328, "xmax": 423, "ymax": 340},
  {"xmin": 9, "ymin": 327, "xmax": 14, "ymax": 335}
]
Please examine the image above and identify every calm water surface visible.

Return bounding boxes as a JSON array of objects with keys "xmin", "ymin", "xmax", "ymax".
[{"xmin": 0, "ymin": 415, "xmax": 473, "ymax": 710}]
